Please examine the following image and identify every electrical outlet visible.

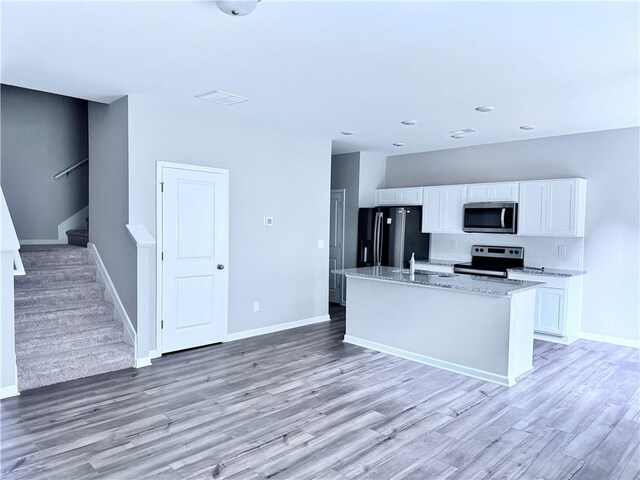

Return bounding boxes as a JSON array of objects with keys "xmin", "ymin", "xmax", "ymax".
[
  {"xmin": 450, "ymin": 240, "xmax": 457, "ymax": 250},
  {"xmin": 557, "ymin": 245, "xmax": 567, "ymax": 256},
  {"xmin": 263, "ymin": 216, "xmax": 274, "ymax": 227},
  {"xmin": 253, "ymin": 301, "xmax": 260, "ymax": 312},
  {"xmin": 317, "ymin": 240, "xmax": 325, "ymax": 249}
]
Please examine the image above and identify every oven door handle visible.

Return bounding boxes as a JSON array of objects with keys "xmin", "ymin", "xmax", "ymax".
[
  {"xmin": 453, "ymin": 267, "xmax": 508, "ymax": 278},
  {"xmin": 500, "ymin": 208, "xmax": 506, "ymax": 228}
]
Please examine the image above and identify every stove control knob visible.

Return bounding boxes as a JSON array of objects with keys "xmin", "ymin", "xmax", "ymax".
[
  {"xmin": 514, "ymin": 250, "xmax": 519, "ymax": 254},
  {"xmin": 509, "ymin": 250, "xmax": 514, "ymax": 254},
  {"xmin": 480, "ymin": 248, "xmax": 484, "ymax": 252},
  {"xmin": 475, "ymin": 248, "xmax": 479, "ymax": 252}
]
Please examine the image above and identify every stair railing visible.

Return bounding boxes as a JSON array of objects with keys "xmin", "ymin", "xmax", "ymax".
[{"xmin": 53, "ymin": 157, "xmax": 88, "ymax": 179}]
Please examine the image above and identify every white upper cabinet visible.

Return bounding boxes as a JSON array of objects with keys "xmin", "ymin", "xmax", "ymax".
[
  {"xmin": 375, "ymin": 187, "xmax": 423, "ymax": 206},
  {"xmin": 518, "ymin": 178, "xmax": 587, "ymax": 237},
  {"xmin": 422, "ymin": 185, "xmax": 466, "ymax": 233},
  {"xmin": 467, "ymin": 182, "xmax": 519, "ymax": 203}
]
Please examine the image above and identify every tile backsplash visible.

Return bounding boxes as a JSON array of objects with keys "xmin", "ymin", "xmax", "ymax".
[{"xmin": 430, "ymin": 233, "xmax": 584, "ymax": 270}]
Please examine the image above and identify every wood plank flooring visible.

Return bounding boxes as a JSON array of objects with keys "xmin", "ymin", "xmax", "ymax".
[{"xmin": 1, "ymin": 304, "xmax": 639, "ymax": 480}]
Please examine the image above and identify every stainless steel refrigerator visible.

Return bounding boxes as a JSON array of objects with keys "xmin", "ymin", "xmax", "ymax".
[{"xmin": 357, "ymin": 206, "xmax": 430, "ymax": 268}]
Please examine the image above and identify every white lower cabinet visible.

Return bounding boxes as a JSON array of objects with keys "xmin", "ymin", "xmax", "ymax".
[{"xmin": 508, "ymin": 271, "xmax": 584, "ymax": 344}]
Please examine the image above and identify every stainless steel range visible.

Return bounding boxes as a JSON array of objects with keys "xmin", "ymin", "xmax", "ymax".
[{"xmin": 453, "ymin": 245, "xmax": 524, "ymax": 278}]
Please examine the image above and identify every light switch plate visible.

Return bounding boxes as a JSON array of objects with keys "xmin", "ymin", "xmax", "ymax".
[
  {"xmin": 317, "ymin": 240, "xmax": 325, "ymax": 249},
  {"xmin": 558, "ymin": 245, "xmax": 566, "ymax": 256},
  {"xmin": 263, "ymin": 216, "xmax": 274, "ymax": 227},
  {"xmin": 253, "ymin": 301, "xmax": 260, "ymax": 312},
  {"xmin": 450, "ymin": 240, "xmax": 457, "ymax": 250}
]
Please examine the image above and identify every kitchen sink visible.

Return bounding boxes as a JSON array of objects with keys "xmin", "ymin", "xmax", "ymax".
[{"xmin": 392, "ymin": 269, "xmax": 455, "ymax": 278}]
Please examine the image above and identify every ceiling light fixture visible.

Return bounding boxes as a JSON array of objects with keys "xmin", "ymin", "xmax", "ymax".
[
  {"xmin": 520, "ymin": 125, "xmax": 536, "ymax": 130},
  {"xmin": 392, "ymin": 142, "xmax": 405, "ymax": 147},
  {"xmin": 400, "ymin": 120, "xmax": 418, "ymax": 126},
  {"xmin": 340, "ymin": 131, "xmax": 354, "ymax": 136},
  {"xmin": 196, "ymin": 89, "xmax": 250, "ymax": 105},
  {"xmin": 475, "ymin": 106, "xmax": 495, "ymax": 112},
  {"xmin": 451, "ymin": 135, "xmax": 465, "ymax": 139},
  {"xmin": 216, "ymin": 0, "xmax": 261, "ymax": 17},
  {"xmin": 449, "ymin": 128, "xmax": 477, "ymax": 135}
]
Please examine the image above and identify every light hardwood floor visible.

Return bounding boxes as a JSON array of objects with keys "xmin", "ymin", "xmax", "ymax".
[{"xmin": 1, "ymin": 305, "xmax": 639, "ymax": 480}]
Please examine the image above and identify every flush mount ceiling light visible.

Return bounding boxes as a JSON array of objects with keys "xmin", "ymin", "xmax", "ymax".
[
  {"xmin": 520, "ymin": 125, "xmax": 536, "ymax": 130},
  {"xmin": 392, "ymin": 142, "xmax": 405, "ymax": 147},
  {"xmin": 449, "ymin": 128, "xmax": 477, "ymax": 136},
  {"xmin": 475, "ymin": 106, "xmax": 495, "ymax": 113},
  {"xmin": 451, "ymin": 135, "xmax": 465, "ymax": 139},
  {"xmin": 216, "ymin": 0, "xmax": 261, "ymax": 17},
  {"xmin": 340, "ymin": 131, "xmax": 355, "ymax": 136},
  {"xmin": 400, "ymin": 120, "xmax": 418, "ymax": 126},
  {"xmin": 196, "ymin": 89, "xmax": 250, "ymax": 105}
]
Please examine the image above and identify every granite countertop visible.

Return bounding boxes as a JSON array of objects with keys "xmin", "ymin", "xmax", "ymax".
[
  {"xmin": 507, "ymin": 267, "xmax": 586, "ymax": 277},
  {"xmin": 333, "ymin": 266, "xmax": 543, "ymax": 297},
  {"xmin": 413, "ymin": 259, "xmax": 457, "ymax": 267}
]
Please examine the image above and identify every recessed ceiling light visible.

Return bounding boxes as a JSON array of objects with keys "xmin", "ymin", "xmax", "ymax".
[
  {"xmin": 451, "ymin": 135, "xmax": 465, "ymax": 139},
  {"xmin": 475, "ymin": 106, "xmax": 495, "ymax": 113},
  {"xmin": 449, "ymin": 128, "xmax": 477, "ymax": 135},
  {"xmin": 196, "ymin": 89, "xmax": 250, "ymax": 106},
  {"xmin": 392, "ymin": 142, "xmax": 405, "ymax": 147},
  {"xmin": 520, "ymin": 125, "xmax": 536, "ymax": 130},
  {"xmin": 340, "ymin": 131, "xmax": 355, "ymax": 136},
  {"xmin": 401, "ymin": 120, "xmax": 418, "ymax": 126}
]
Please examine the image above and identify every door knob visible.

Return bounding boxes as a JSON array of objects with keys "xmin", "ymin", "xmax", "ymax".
[{"xmin": 217, "ymin": 264, "xmax": 225, "ymax": 270}]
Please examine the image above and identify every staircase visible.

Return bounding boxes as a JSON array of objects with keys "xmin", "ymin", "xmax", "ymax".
[{"xmin": 14, "ymin": 245, "xmax": 134, "ymax": 391}]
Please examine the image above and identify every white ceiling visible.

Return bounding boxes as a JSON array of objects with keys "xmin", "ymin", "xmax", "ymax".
[{"xmin": 2, "ymin": 1, "xmax": 639, "ymax": 155}]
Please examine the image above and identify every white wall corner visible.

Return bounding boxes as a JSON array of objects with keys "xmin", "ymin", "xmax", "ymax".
[{"xmin": 87, "ymin": 243, "xmax": 138, "ymax": 355}]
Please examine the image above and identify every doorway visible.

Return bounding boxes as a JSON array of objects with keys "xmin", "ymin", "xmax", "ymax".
[
  {"xmin": 329, "ymin": 189, "xmax": 345, "ymax": 304},
  {"xmin": 157, "ymin": 162, "xmax": 229, "ymax": 354}
]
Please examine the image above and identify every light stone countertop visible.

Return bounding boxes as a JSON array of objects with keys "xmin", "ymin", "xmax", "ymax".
[{"xmin": 333, "ymin": 266, "xmax": 543, "ymax": 297}]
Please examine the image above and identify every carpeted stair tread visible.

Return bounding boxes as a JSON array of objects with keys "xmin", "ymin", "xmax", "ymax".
[
  {"xmin": 14, "ymin": 277, "xmax": 98, "ymax": 293},
  {"xmin": 16, "ymin": 322, "xmax": 124, "ymax": 360},
  {"xmin": 15, "ymin": 300, "xmax": 114, "ymax": 322},
  {"xmin": 17, "ymin": 343, "xmax": 135, "ymax": 391},
  {"xmin": 15, "ymin": 283, "xmax": 106, "ymax": 311},
  {"xmin": 15, "ymin": 264, "xmax": 97, "ymax": 287},
  {"xmin": 20, "ymin": 248, "xmax": 91, "ymax": 268}
]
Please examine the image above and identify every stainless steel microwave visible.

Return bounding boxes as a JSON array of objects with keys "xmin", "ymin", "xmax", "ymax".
[{"xmin": 463, "ymin": 202, "xmax": 518, "ymax": 234}]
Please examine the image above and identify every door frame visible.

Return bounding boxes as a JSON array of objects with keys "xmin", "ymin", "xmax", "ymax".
[
  {"xmin": 156, "ymin": 161, "xmax": 230, "ymax": 356},
  {"xmin": 330, "ymin": 188, "xmax": 346, "ymax": 306}
]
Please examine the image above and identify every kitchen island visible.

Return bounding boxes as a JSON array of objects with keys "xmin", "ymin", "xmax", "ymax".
[{"xmin": 335, "ymin": 266, "xmax": 543, "ymax": 386}]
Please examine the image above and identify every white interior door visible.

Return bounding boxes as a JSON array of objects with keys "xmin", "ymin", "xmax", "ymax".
[
  {"xmin": 160, "ymin": 165, "xmax": 228, "ymax": 353},
  {"xmin": 329, "ymin": 189, "xmax": 345, "ymax": 304}
]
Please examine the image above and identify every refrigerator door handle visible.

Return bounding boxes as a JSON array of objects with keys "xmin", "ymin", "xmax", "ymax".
[
  {"xmin": 362, "ymin": 246, "xmax": 368, "ymax": 263},
  {"xmin": 374, "ymin": 212, "xmax": 383, "ymax": 266}
]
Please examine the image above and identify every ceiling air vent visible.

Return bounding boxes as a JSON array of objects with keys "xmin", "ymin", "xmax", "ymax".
[{"xmin": 196, "ymin": 90, "xmax": 250, "ymax": 106}]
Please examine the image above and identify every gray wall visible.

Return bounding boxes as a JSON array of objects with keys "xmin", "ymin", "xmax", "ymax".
[
  {"xmin": 1, "ymin": 85, "xmax": 88, "ymax": 240},
  {"xmin": 386, "ymin": 127, "xmax": 640, "ymax": 343},
  {"xmin": 127, "ymin": 95, "xmax": 331, "ymax": 349},
  {"xmin": 331, "ymin": 152, "xmax": 360, "ymax": 272},
  {"xmin": 88, "ymin": 97, "xmax": 137, "ymax": 326}
]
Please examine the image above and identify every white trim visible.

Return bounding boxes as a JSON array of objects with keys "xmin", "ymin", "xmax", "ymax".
[
  {"xmin": 343, "ymin": 334, "xmax": 514, "ymax": 387},
  {"xmin": 149, "ymin": 349, "xmax": 160, "ymax": 359},
  {"xmin": 226, "ymin": 315, "xmax": 330, "ymax": 342},
  {"xmin": 580, "ymin": 332, "xmax": 640, "ymax": 349},
  {"xmin": 135, "ymin": 357, "xmax": 153, "ymax": 368},
  {"xmin": 156, "ymin": 161, "xmax": 230, "ymax": 356},
  {"xmin": 19, "ymin": 238, "xmax": 65, "ymax": 245},
  {"xmin": 0, "ymin": 384, "xmax": 20, "ymax": 400},
  {"xmin": 87, "ymin": 243, "xmax": 137, "ymax": 356},
  {"xmin": 534, "ymin": 332, "xmax": 578, "ymax": 345}
]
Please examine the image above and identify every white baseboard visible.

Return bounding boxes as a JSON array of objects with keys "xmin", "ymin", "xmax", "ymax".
[
  {"xmin": 580, "ymin": 332, "xmax": 640, "ymax": 349},
  {"xmin": 0, "ymin": 384, "xmax": 20, "ymax": 400},
  {"xmin": 19, "ymin": 238, "xmax": 65, "ymax": 245},
  {"xmin": 534, "ymin": 332, "xmax": 578, "ymax": 345},
  {"xmin": 344, "ymin": 334, "xmax": 514, "ymax": 387},
  {"xmin": 135, "ymin": 357, "xmax": 153, "ymax": 368},
  {"xmin": 87, "ymin": 243, "xmax": 138, "ymax": 357},
  {"xmin": 225, "ymin": 314, "xmax": 330, "ymax": 342}
]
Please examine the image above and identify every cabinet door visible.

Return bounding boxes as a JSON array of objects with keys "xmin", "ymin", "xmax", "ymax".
[
  {"xmin": 490, "ymin": 182, "xmax": 519, "ymax": 202},
  {"xmin": 375, "ymin": 189, "xmax": 400, "ymax": 206},
  {"xmin": 422, "ymin": 187, "xmax": 442, "ymax": 233},
  {"xmin": 467, "ymin": 184, "xmax": 488, "ymax": 203},
  {"xmin": 546, "ymin": 179, "xmax": 577, "ymax": 236},
  {"xmin": 518, "ymin": 181, "xmax": 547, "ymax": 236},
  {"xmin": 399, "ymin": 188, "xmax": 423, "ymax": 206},
  {"xmin": 535, "ymin": 287, "xmax": 566, "ymax": 335},
  {"xmin": 441, "ymin": 186, "xmax": 466, "ymax": 233}
]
